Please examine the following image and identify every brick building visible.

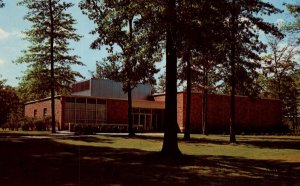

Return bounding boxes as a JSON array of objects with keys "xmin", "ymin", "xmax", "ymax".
[
  {"xmin": 154, "ymin": 91, "xmax": 282, "ymax": 133},
  {"xmin": 24, "ymin": 79, "xmax": 283, "ymax": 133},
  {"xmin": 25, "ymin": 79, "xmax": 165, "ymax": 131}
]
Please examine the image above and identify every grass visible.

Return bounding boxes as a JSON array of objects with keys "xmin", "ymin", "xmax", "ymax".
[
  {"xmin": 0, "ymin": 131, "xmax": 300, "ymax": 185},
  {"xmin": 0, "ymin": 130, "xmax": 51, "ymax": 136}
]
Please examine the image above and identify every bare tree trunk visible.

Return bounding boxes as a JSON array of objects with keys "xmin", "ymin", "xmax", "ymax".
[
  {"xmin": 128, "ymin": 85, "xmax": 134, "ymax": 136},
  {"xmin": 161, "ymin": 0, "xmax": 181, "ymax": 157},
  {"xmin": 202, "ymin": 68, "xmax": 208, "ymax": 135},
  {"xmin": 127, "ymin": 18, "xmax": 135, "ymax": 136},
  {"xmin": 229, "ymin": 0, "xmax": 236, "ymax": 143},
  {"xmin": 184, "ymin": 51, "xmax": 191, "ymax": 141},
  {"xmin": 49, "ymin": 0, "xmax": 56, "ymax": 133}
]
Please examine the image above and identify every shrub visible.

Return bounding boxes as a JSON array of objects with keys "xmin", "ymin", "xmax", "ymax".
[
  {"xmin": 43, "ymin": 116, "xmax": 52, "ymax": 130},
  {"xmin": 21, "ymin": 124, "xmax": 29, "ymax": 131},
  {"xmin": 74, "ymin": 124, "xmax": 83, "ymax": 134},
  {"xmin": 74, "ymin": 124, "xmax": 96, "ymax": 135},
  {"xmin": 33, "ymin": 119, "xmax": 46, "ymax": 131},
  {"xmin": 20, "ymin": 117, "xmax": 34, "ymax": 131}
]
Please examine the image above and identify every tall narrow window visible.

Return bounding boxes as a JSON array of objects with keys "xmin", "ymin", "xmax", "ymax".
[
  {"xmin": 34, "ymin": 109, "xmax": 37, "ymax": 117},
  {"xmin": 43, "ymin": 108, "xmax": 47, "ymax": 117}
]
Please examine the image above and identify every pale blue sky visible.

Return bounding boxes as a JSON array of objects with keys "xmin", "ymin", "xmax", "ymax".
[
  {"xmin": 0, "ymin": 0, "xmax": 298, "ymax": 87},
  {"xmin": 0, "ymin": 0, "xmax": 103, "ymax": 86}
]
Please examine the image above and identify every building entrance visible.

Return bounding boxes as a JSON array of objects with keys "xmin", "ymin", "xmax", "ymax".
[{"xmin": 132, "ymin": 108, "xmax": 164, "ymax": 132}]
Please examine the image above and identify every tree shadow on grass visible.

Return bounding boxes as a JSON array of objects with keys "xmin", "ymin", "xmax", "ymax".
[
  {"xmin": 184, "ymin": 138, "xmax": 230, "ymax": 145},
  {"xmin": 236, "ymin": 136, "xmax": 300, "ymax": 150},
  {"xmin": 67, "ymin": 136, "xmax": 114, "ymax": 143},
  {"xmin": 171, "ymin": 135, "xmax": 300, "ymax": 150},
  {"xmin": 0, "ymin": 136, "xmax": 300, "ymax": 186}
]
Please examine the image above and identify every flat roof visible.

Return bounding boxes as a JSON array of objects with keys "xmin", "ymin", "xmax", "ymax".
[
  {"xmin": 25, "ymin": 96, "xmax": 61, "ymax": 105},
  {"xmin": 25, "ymin": 95, "xmax": 165, "ymax": 109},
  {"xmin": 153, "ymin": 91, "xmax": 280, "ymax": 101}
]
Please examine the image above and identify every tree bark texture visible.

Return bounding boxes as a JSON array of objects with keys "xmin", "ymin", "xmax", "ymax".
[
  {"xmin": 128, "ymin": 86, "xmax": 134, "ymax": 136},
  {"xmin": 161, "ymin": 0, "xmax": 181, "ymax": 157},
  {"xmin": 49, "ymin": 0, "xmax": 56, "ymax": 133},
  {"xmin": 184, "ymin": 51, "xmax": 191, "ymax": 140},
  {"xmin": 127, "ymin": 18, "xmax": 135, "ymax": 136},
  {"xmin": 230, "ymin": 0, "xmax": 237, "ymax": 143},
  {"xmin": 202, "ymin": 68, "xmax": 208, "ymax": 135}
]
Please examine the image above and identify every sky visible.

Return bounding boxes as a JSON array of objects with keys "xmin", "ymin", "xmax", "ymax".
[{"xmin": 0, "ymin": 0, "xmax": 298, "ymax": 87}]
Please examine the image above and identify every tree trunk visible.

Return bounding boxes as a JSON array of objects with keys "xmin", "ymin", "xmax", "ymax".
[
  {"xmin": 161, "ymin": 0, "xmax": 181, "ymax": 157},
  {"xmin": 49, "ymin": 0, "xmax": 56, "ymax": 133},
  {"xmin": 128, "ymin": 85, "xmax": 134, "ymax": 136},
  {"xmin": 292, "ymin": 105, "xmax": 298, "ymax": 133},
  {"xmin": 202, "ymin": 68, "xmax": 208, "ymax": 135},
  {"xmin": 127, "ymin": 18, "xmax": 135, "ymax": 136},
  {"xmin": 229, "ymin": 0, "xmax": 236, "ymax": 143},
  {"xmin": 184, "ymin": 51, "xmax": 191, "ymax": 141},
  {"xmin": 229, "ymin": 79, "xmax": 236, "ymax": 143}
]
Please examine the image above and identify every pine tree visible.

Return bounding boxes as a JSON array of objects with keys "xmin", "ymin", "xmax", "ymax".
[
  {"xmin": 16, "ymin": 0, "xmax": 84, "ymax": 133},
  {"xmin": 285, "ymin": 3, "xmax": 300, "ymax": 41},
  {"xmin": 177, "ymin": 0, "xmax": 229, "ymax": 138},
  {"xmin": 0, "ymin": 0, "xmax": 4, "ymax": 8},
  {"xmin": 222, "ymin": 0, "xmax": 283, "ymax": 142}
]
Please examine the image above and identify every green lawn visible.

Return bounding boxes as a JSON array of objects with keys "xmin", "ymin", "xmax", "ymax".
[{"xmin": 0, "ymin": 131, "xmax": 300, "ymax": 185}]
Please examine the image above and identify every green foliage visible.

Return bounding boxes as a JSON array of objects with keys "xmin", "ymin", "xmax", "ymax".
[
  {"xmin": 177, "ymin": 1, "xmax": 226, "ymax": 93},
  {"xmin": 33, "ymin": 119, "xmax": 45, "ymax": 131},
  {"xmin": 80, "ymin": 0, "xmax": 161, "ymax": 136},
  {"xmin": 154, "ymin": 73, "xmax": 166, "ymax": 94},
  {"xmin": 0, "ymin": 76, "xmax": 5, "ymax": 88},
  {"xmin": 20, "ymin": 116, "xmax": 52, "ymax": 131},
  {"xmin": 16, "ymin": 0, "xmax": 84, "ymax": 101},
  {"xmin": 261, "ymin": 36, "xmax": 300, "ymax": 124},
  {"xmin": 219, "ymin": 0, "xmax": 283, "ymax": 96},
  {"xmin": 20, "ymin": 117, "xmax": 34, "ymax": 131},
  {"xmin": 80, "ymin": 0, "xmax": 160, "ymax": 91},
  {"xmin": 0, "ymin": 77, "xmax": 20, "ymax": 126},
  {"xmin": 94, "ymin": 62, "xmax": 109, "ymax": 79},
  {"xmin": 285, "ymin": 3, "xmax": 300, "ymax": 40},
  {"xmin": 175, "ymin": 0, "xmax": 283, "ymax": 97},
  {"xmin": 0, "ymin": 0, "xmax": 4, "ymax": 8},
  {"xmin": 81, "ymin": 0, "xmax": 285, "ymax": 148}
]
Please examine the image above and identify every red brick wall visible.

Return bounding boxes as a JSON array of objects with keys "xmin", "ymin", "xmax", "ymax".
[
  {"xmin": 24, "ymin": 98, "xmax": 62, "ymax": 128},
  {"xmin": 106, "ymin": 99, "xmax": 128, "ymax": 124},
  {"xmin": 153, "ymin": 95, "xmax": 165, "ymax": 102},
  {"xmin": 189, "ymin": 93, "xmax": 204, "ymax": 132},
  {"xmin": 154, "ymin": 94, "xmax": 186, "ymax": 130},
  {"xmin": 25, "ymin": 94, "xmax": 282, "ymax": 133},
  {"xmin": 180, "ymin": 92, "xmax": 283, "ymax": 133},
  {"xmin": 206, "ymin": 94, "xmax": 230, "ymax": 132}
]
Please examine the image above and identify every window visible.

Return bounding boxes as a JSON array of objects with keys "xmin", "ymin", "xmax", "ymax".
[
  {"xmin": 87, "ymin": 98, "xmax": 96, "ymax": 104},
  {"xmin": 34, "ymin": 109, "xmax": 37, "ymax": 117},
  {"xmin": 97, "ymin": 99, "xmax": 106, "ymax": 105},
  {"xmin": 133, "ymin": 114, "xmax": 139, "ymax": 125},
  {"xmin": 65, "ymin": 97, "xmax": 75, "ymax": 103},
  {"xmin": 76, "ymin": 98, "xmax": 86, "ymax": 103},
  {"xmin": 43, "ymin": 108, "xmax": 47, "ymax": 117}
]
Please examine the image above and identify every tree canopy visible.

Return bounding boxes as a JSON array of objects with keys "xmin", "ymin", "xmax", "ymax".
[
  {"xmin": 17, "ymin": 0, "xmax": 84, "ymax": 133},
  {"xmin": 0, "ymin": 76, "xmax": 19, "ymax": 126},
  {"xmin": 16, "ymin": 0, "xmax": 84, "ymax": 101},
  {"xmin": 260, "ymin": 36, "xmax": 300, "ymax": 132},
  {"xmin": 285, "ymin": 3, "xmax": 300, "ymax": 40},
  {"xmin": 80, "ymin": 0, "xmax": 161, "ymax": 135},
  {"xmin": 0, "ymin": 0, "xmax": 4, "ymax": 8}
]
